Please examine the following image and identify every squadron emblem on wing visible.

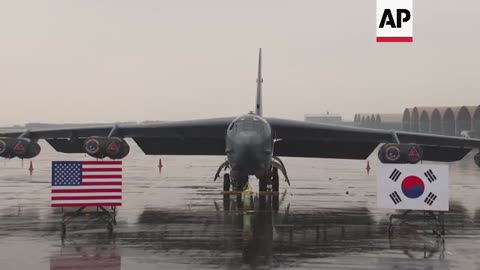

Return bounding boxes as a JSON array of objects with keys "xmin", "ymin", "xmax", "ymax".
[{"xmin": 384, "ymin": 145, "xmax": 401, "ymax": 161}]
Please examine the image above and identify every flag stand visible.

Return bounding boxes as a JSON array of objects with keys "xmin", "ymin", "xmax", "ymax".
[
  {"xmin": 387, "ymin": 227, "xmax": 446, "ymax": 259},
  {"xmin": 61, "ymin": 206, "xmax": 117, "ymax": 237},
  {"xmin": 387, "ymin": 210, "xmax": 445, "ymax": 237}
]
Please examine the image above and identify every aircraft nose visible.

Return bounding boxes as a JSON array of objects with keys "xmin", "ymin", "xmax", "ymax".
[
  {"xmin": 233, "ymin": 132, "xmax": 264, "ymax": 153},
  {"xmin": 231, "ymin": 132, "xmax": 269, "ymax": 165}
]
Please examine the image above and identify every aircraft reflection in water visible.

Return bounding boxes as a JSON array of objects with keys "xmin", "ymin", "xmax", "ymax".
[
  {"xmin": 1, "ymin": 201, "xmax": 475, "ymax": 268},
  {"xmin": 131, "ymin": 198, "xmax": 453, "ymax": 269}
]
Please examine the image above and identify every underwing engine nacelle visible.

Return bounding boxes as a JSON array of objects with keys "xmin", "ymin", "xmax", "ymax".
[
  {"xmin": 378, "ymin": 143, "xmax": 423, "ymax": 164},
  {"xmin": 0, "ymin": 138, "xmax": 41, "ymax": 159},
  {"xmin": 474, "ymin": 153, "xmax": 480, "ymax": 168},
  {"xmin": 83, "ymin": 137, "xmax": 130, "ymax": 159}
]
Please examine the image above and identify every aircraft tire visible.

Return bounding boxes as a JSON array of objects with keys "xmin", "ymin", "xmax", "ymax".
[
  {"xmin": 259, "ymin": 178, "xmax": 268, "ymax": 192},
  {"xmin": 272, "ymin": 168, "xmax": 279, "ymax": 192},
  {"xmin": 223, "ymin": 195, "xmax": 230, "ymax": 211},
  {"xmin": 272, "ymin": 196, "xmax": 279, "ymax": 211},
  {"xmin": 223, "ymin": 174, "xmax": 230, "ymax": 191}
]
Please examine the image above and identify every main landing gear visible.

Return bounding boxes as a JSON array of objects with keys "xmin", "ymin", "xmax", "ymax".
[
  {"xmin": 259, "ymin": 156, "xmax": 290, "ymax": 193},
  {"xmin": 256, "ymin": 167, "xmax": 279, "ymax": 210},
  {"xmin": 221, "ymin": 173, "xmax": 248, "ymax": 192},
  {"xmin": 223, "ymin": 173, "xmax": 230, "ymax": 192},
  {"xmin": 258, "ymin": 168, "xmax": 278, "ymax": 193},
  {"xmin": 215, "ymin": 157, "xmax": 290, "ymax": 211},
  {"xmin": 215, "ymin": 156, "xmax": 289, "ymax": 194},
  {"xmin": 221, "ymin": 172, "xmax": 249, "ymax": 210}
]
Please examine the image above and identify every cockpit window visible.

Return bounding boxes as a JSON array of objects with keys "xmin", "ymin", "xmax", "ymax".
[
  {"xmin": 228, "ymin": 116, "xmax": 270, "ymax": 135},
  {"xmin": 237, "ymin": 118, "xmax": 264, "ymax": 131}
]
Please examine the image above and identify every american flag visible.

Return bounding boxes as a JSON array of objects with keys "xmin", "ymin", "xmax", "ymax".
[{"xmin": 51, "ymin": 161, "xmax": 122, "ymax": 207}]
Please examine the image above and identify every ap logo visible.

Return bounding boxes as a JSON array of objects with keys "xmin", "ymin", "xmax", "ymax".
[{"xmin": 376, "ymin": 0, "xmax": 413, "ymax": 42}]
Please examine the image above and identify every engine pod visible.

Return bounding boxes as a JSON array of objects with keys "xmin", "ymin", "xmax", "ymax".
[
  {"xmin": 84, "ymin": 138, "xmax": 101, "ymax": 155},
  {"xmin": 12, "ymin": 139, "xmax": 29, "ymax": 156},
  {"xmin": 378, "ymin": 143, "xmax": 423, "ymax": 164},
  {"xmin": 0, "ymin": 138, "xmax": 41, "ymax": 159},
  {"xmin": 106, "ymin": 138, "xmax": 130, "ymax": 159},
  {"xmin": 0, "ymin": 140, "xmax": 6, "ymax": 156},
  {"xmin": 83, "ymin": 136, "xmax": 129, "ymax": 159},
  {"xmin": 16, "ymin": 142, "xmax": 41, "ymax": 159},
  {"xmin": 474, "ymin": 153, "xmax": 480, "ymax": 168}
]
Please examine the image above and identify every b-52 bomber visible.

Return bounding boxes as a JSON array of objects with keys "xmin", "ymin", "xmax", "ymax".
[{"xmin": 1, "ymin": 49, "xmax": 480, "ymax": 193}]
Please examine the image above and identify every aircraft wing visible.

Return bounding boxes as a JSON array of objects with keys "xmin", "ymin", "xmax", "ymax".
[
  {"xmin": 0, "ymin": 118, "xmax": 235, "ymax": 156},
  {"xmin": 3, "ymin": 116, "xmax": 480, "ymax": 161},
  {"xmin": 267, "ymin": 118, "xmax": 480, "ymax": 161}
]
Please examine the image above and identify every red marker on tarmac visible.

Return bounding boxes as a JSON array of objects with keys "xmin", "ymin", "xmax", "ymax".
[
  {"xmin": 29, "ymin": 161, "xmax": 34, "ymax": 175},
  {"xmin": 158, "ymin": 158, "xmax": 163, "ymax": 175},
  {"xmin": 366, "ymin": 160, "xmax": 371, "ymax": 175}
]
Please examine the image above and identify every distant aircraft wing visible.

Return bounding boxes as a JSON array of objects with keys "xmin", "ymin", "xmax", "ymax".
[
  {"xmin": 0, "ymin": 118, "xmax": 235, "ymax": 156},
  {"xmin": 267, "ymin": 118, "xmax": 480, "ymax": 161}
]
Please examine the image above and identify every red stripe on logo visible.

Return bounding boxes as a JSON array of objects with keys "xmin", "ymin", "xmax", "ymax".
[
  {"xmin": 82, "ymin": 182, "xmax": 122, "ymax": 186},
  {"xmin": 51, "ymin": 189, "xmax": 121, "ymax": 193},
  {"xmin": 376, "ymin": 37, "xmax": 413, "ymax": 42},
  {"xmin": 82, "ymin": 161, "xmax": 122, "ymax": 165},
  {"xmin": 82, "ymin": 175, "xmax": 122, "ymax": 179},
  {"xmin": 51, "ymin": 203, "xmax": 122, "ymax": 207},
  {"xmin": 82, "ymin": 168, "xmax": 122, "ymax": 172},
  {"xmin": 52, "ymin": 196, "xmax": 122, "ymax": 200}
]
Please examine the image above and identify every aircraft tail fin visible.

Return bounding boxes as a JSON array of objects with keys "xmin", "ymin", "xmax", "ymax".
[{"xmin": 255, "ymin": 48, "xmax": 263, "ymax": 116}]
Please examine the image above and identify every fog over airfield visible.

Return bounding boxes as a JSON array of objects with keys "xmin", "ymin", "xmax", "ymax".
[{"xmin": 0, "ymin": 0, "xmax": 479, "ymax": 126}]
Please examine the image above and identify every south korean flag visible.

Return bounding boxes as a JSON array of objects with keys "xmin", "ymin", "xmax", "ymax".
[{"xmin": 377, "ymin": 164, "xmax": 449, "ymax": 211}]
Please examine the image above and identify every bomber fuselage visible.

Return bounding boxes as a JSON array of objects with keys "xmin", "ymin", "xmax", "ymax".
[{"xmin": 225, "ymin": 114, "xmax": 273, "ymax": 181}]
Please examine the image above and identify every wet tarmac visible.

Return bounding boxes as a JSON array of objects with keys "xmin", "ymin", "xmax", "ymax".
[{"xmin": 0, "ymin": 140, "xmax": 479, "ymax": 269}]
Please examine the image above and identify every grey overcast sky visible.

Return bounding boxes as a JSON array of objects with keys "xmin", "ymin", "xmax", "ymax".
[{"xmin": 0, "ymin": 0, "xmax": 479, "ymax": 125}]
